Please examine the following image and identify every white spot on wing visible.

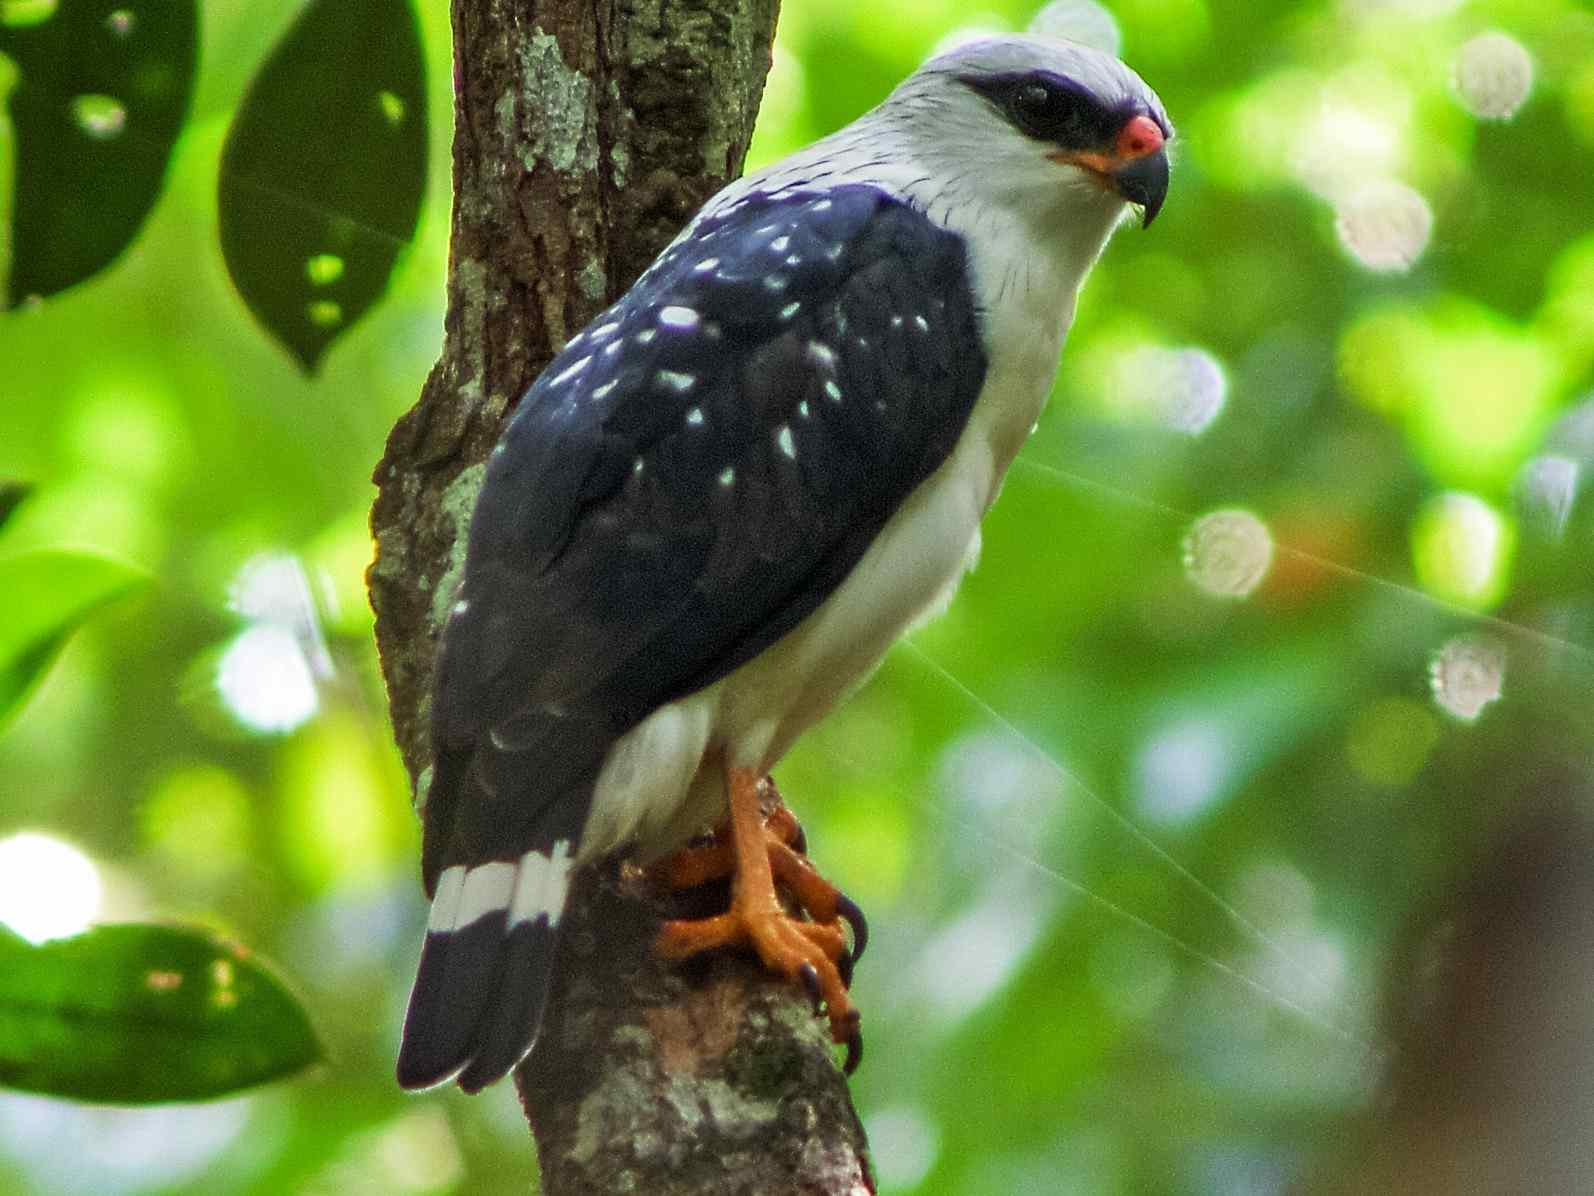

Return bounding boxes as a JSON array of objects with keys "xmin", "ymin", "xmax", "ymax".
[
  {"xmin": 770, "ymin": 235, "xmax": 792, "ymax": 252},
  {"xmin": 637, "ymin": 329, "xmax": 657, "ymax": 344},
  {"xmin": 777, "ymin": 424, "xmax": 797, "ymax": 460},
  {"xmin": 657, "ymin": 369, "xmax": 697, "ymax": 393},
  {"xmin": 914, "ymin": 315, "xmax": 930, "ymax": 333},
  {"xmin": 824, "ymin": 380, "xmax": 843, "ymax": 402},
  {"xmin": 550, "ymin": 355, "xmax": 591, "ymax": 387},
  {"xmin": 781, "ymin": 302, "xmax": 802, "ymax": 320},
  {"xmin": 718, "ymin": 466, "xmax": 736, "ymax": 487},
  {"xmin": 764, "ymin": 275, "xmax": 789, "ymax": 292},
  {"xmin": 693, "ymin": 257, "xmax": 721, "ymax": 273},
  {"xmin": 686, "ymin": 406, "xmax": 705, "ymax": 426},
  {"xmin": 806, "ymin": 341, "xmax": 837, "ymax": 370},
  {"xmin": 798, "ymin": 400, "xmax": 811, "ymax": 419},
  {"xmin": 592, "ymin": 379, "xmax": 618, "ymax": 399},
  {"xmin": 659, "ymin": 306, "xmax": 700, "ymax": 331},
  {"xmin": 589, "ymin": 321, "xmax": 620, "ymax": 340}
]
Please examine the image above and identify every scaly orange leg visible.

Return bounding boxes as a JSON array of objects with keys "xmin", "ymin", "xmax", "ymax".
[{"xmin": 655, "ymin": 766, "xmax": 864, "ymax": 1070}]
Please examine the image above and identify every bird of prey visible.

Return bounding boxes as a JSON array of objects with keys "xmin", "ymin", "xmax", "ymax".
[{"xmin": 397, "ymin": 32, "xmax": 1171, "ymax": 1092}]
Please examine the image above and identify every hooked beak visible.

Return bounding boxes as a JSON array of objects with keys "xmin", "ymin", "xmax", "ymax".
[
  {"xmin": 1048, "ymin": 113, "xmax": 1170, "ymax": 228},
  {"xmin": 1113, "ymin": 149, "xmax": 1169, "ymax": 227}
]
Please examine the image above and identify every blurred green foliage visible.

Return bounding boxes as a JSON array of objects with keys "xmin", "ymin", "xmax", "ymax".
[{"xmin": 1, "ymin": 0, "xmax": 1592, "ymax": 1193}]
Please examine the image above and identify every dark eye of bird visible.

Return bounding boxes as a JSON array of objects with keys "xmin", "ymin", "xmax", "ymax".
[{"xmin": 1005, "ymin": 78, "xmax": 1100, "ymax": 148}]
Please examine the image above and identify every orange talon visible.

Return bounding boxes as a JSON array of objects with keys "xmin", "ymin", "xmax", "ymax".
[{"xmin": 654, "ymin": 765, "xmax": 863, "ymax": 1061}]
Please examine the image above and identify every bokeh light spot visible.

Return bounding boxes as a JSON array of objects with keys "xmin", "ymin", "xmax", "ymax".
[
  {"xmin": 1133, "ymin": 717, "xmax": 1232, "ymax": 825},
  {"xmin": 1515, "ymin": 454, "xmax": 1579, "ymax": 539},
  {"xmin": 1429, "ymin": 634, "xmax": 1506, "ymax": 722},
  {"xmin": 1291, "ymin": 67, "xmax": 1413, "ymax": 200},
  {"xmin": 1027, "ymin": 0, "xmax": 1121, "ymax": 55},
  {"xmin": 865, "ymin": 1106, "xmax": 940, "ymax": 1191},
  {"xmin": 70, "ymin": 93, "xmax": 126, "ymax": 140},
  {"xmin": 1183, "ymin": 509, "xmax": 1274, "ymax": 599},
  {"xmin": 305, "ymin": 254, "xmax": 345, "ymax": 286},
  {"xmin": 1411, "ymin": 492, "xmax": 1515, "ymax": 610},
  {"xmin": 104, "ymin": 8, "xmax": 133, "ymax": 37},
  {"xmin": 216, "ymin": 624, "xmax": 319, "ymax": 734},
  {"xmin": 0, "ymin": 832, "xmax": 101, "ymax": 943},
  {"xmin": 1105, "ymin": 344, "xmax": 1228, "ymax": 434},
  {"xmin": 1452, "ymin": 32, "xmax": 1533, "ymax": 121},
  {"xmin": 376, "ymin": 90, "xmax": 406, "ymax": 125},
  {"xmin": 306, "ymin": 299, "xmax": 344, "ymax": 328},
  {"xmin": 1334, "ymin": 180, "xmax": 1432, "ymax": 272}
]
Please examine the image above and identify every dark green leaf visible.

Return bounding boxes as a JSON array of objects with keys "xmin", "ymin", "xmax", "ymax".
[
  {"xmin": 0, "ymin": 1, "xmax": 197, "ymax": 305},
  {"xmin": 0, "ymin": 550, "xmax": 146, "ymax": 726},
  {"xmin": 0, "ymin": 482, "xmax": 31, "ymax": 532},
  {"xmin": 0, "ymin": 923, "xmax": 323, "ymax": 1103},
  {"xmin": 218, "ymin": 0, "xmax": 427, "ymax": 372}
]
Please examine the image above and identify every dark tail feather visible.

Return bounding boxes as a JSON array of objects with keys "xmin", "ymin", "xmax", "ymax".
[
  {"xmin": 397, "ymin": 842, "xmax": 575, "ymax": 1091},
  {"xmin": 455, "ymin": 918, "xmax": 559, "ymax": 1092},
  {"xmin": 396, "ymin": 912, "xmax": 509, "ymax": 1089}
]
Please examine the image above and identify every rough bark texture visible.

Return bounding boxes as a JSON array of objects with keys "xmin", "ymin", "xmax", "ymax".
[{"xmin": 368, "ymin": 2, "xmax": 875, "ymax": 1192}]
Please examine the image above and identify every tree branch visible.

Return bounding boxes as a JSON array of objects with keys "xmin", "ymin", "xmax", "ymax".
[{"xmin": 368, "ymin": 2, "xmax": 874, "ymax": 1190}]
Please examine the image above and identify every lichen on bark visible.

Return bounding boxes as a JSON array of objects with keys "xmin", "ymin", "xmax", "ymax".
[{"xmin": 368, "ymin": 1, "xmax": 874, "ymax": 1192}]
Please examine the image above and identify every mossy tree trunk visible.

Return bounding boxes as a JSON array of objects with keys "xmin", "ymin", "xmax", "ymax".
[{"xmin": 368, "ymin": 2, "xmax": 874, "ymax": 1191}]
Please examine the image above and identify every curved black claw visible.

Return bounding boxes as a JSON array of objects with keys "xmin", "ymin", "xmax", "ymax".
[
  {"xmin": 797, "ymin": 962, "xmax": 823, "ymax": 1012},
  {"xmin": 789, "ymin": 820, "xmax": 808, "ymax": 857},
  {"xmin": 837, "ymin": 946, "xmax": 855, "ymax": 989},
  {"xmin": 835, "ymin": 891, "xmax": 869, "ymax": 963},
  {"xmin": 840, "ymin": 1012, "xmax": 864, "ymax": 1075}
]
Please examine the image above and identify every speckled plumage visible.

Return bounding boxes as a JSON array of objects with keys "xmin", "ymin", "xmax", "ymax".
[{"xmin": 398, "ymin": 33, "xmax": 1171, "ymax": 1093}]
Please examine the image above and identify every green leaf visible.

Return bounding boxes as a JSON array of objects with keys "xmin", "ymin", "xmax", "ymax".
[
  {"xmin": 0, "ymin": 481, "xmax": 31, "ymax": 533},
  {"xmin": 0, "ymin": 1, "xmax": 198, "ymax": 305},
  {"xmin": 0, "ymin": 923, "xmax": 323, "ymax": 1103},
  {"xmin": 0, "ymin": 549, "xmax": 146, "ymax": 725},
  {"xmin": 218, "ymin": 0, "xmax": 427, "ymax": 372}
]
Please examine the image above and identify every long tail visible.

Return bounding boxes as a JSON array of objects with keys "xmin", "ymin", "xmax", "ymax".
[{"xmin": 396, "ymin": 737, "xmax": 597, "ymax": 1092}]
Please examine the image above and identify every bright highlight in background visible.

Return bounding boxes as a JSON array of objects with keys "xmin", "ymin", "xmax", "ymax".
[
  {"xmin": 1335, "ymin": 181, "xmax": 1433, "ymax": 273},
  {"xmin": 216, "ymin": 625, "xmax": 320, "ymax": 733},
  {"xmin": 0, "ymin": 833, "xmax": 102, "ymax": 943},
  {"xmin": 1516, "ymin": 454, "xmax": 1579, "ymax": 539},
  {"xmin": 1411, "ymin": 492, "xmax": 1515, "ymax": 610},
  {"xmin": 865, "ymin": 1106, "xmax": 939, "ymax": 1191},
  {"xmin": 1453, "ymin": 32, "xmax": 1533, "ymax": 121},
  {"xmin": 1430, "ymin": 635, "xmax": 1506, "ymax": 722},
  {"xmin": 1183, "ymin": 509, "xmax": 1274, "ymax": 598},
  {"xmin": 1028, "ymin": 0, "xmax": 1121, "ymax": 54},
  {"xmin": 1106, "ymin": 344, "xmax": 1228, "ymax": 433}
]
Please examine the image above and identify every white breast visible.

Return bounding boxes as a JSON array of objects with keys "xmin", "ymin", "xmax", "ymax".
[
  {"xmin": 580, "ymin": 273, "xmax": 1070, "ymax": 860},
  {"xmin": 580, "ymin": 169, "xmax": 1123, "ymax": 859}
]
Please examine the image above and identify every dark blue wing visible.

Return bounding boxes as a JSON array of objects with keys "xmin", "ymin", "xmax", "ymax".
[{"xmin": 398, "ymin": 186, "xmax": 986, "ymax": 1091}]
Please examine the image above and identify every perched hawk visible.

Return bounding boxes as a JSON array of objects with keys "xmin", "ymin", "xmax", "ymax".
[{"xmin": 398, "ymin": 33, "xmax": 1170, "ymax": 1092}]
